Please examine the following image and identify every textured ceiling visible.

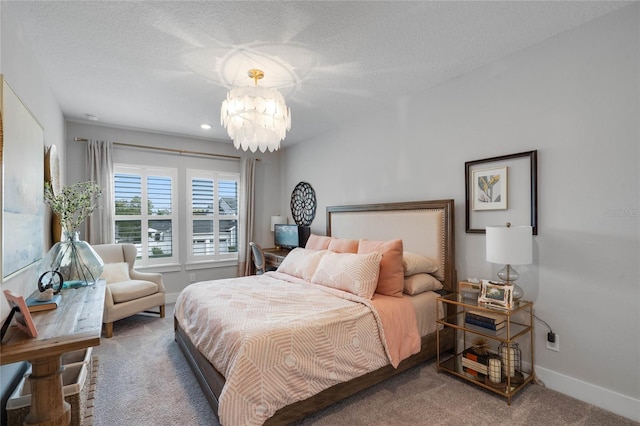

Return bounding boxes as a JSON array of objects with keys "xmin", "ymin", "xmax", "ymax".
[{"xmin": 4, "ymin": 1, "xmax": 631, "ymax": 147}]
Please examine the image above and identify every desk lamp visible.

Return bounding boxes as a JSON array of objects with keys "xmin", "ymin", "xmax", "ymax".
[
  {"xmin": 486, "ymin": 223, "xmax": 532, "ymax": 301},
  {"xmin": 270, "ymin": 216, "xmax": 286, "ymax": 232}
]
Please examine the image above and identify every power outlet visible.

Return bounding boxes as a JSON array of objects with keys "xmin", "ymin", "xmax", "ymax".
[
  {"xmin": 546, "ymin": 334, "xmax": 560, "ymax": 352},
  {"xmin": 189, "ymin": 273, "xmax": 196, "ymax": 282}
]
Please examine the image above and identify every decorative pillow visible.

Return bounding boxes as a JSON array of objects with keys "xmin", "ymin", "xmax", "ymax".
[
  {"xmin": 276, "ymin": 248, "xmax": 327, "ymax": 281},
  {"xmin": 403, "ymin": 273, "xmax": 443, "ymax": 295},
  {"xmin": 305, "ymin": 234, "xmax": 333, "ymax": 250},
  {"xmin": 310, "ymin": 251, "xmax": 382, "ymax": 299},
  {"xmin": 327, "ymin": 238, "xmax": 359, "ymax": 253},
  {"xmin": 100, "ymin": 262, "xmax": 130, "ymax": 284},
  {"xmin": 358, "ymin": 239, "xmax": 404, "ymax": 298},
  {"xmin": 403, "ymin": 251, "xmax": 439, "ymax": 276}
]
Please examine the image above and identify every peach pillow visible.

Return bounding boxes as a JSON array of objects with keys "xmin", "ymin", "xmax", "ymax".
[
  {"xmin": 402, "ymin": 251, "xmax": 439, "ymax": 276},
  {"xmin": 305, "ymin": 234, "xmax": 333, "ymax": 250},
  {"xmin": 310, "ymin": 251, "xmax": 382, "ymax": 299},
  {"xmin": 328, "ymin": 238, "xmax": 359, "ymax": 253},
  {"xmin": 403, "ymin": 273, "xmax": 443, "ymax": 295},
  {"xmin": 358, "ymin": 239, "xmax": 404, "ymax": 298},
  {"xmin": 277, "ymin": 248, "xmax": 327, "ymax": 281}
]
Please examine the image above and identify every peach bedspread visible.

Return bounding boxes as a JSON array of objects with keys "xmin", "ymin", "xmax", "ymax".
[{"xmin": 174, "ymin": 271, "xmax": 420, "ymax": 426}]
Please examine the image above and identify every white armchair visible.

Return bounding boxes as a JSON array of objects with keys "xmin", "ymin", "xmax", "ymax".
[{"xmin": 92, "ymin": 243, "xmax": 166, "ymax": 338}]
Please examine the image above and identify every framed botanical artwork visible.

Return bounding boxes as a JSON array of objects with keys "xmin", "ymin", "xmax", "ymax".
[
  {"xmin": 472, "ymin": 166, "xmax": 507, "ymax": 211},
  {"xmin": 465, "ymin": 150, "xmax": 538, "ymax": 234},
  {"xmin": 478, "ymin": 280, "xmax": 513, "ymax": 309}
]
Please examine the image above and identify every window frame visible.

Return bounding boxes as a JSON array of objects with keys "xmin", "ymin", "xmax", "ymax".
[
  {"xmin": 113, "ymin": 164, "xmax": 179, "ymax": 267},
  {"xmin": 186, "ymin": 168, "xmax": 240, "ymax": 265}
]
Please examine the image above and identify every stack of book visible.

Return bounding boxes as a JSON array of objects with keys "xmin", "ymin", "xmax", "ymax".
[
  {"xmin": 464, "ymin": 309, "xmax": 505, "ymax": 331},
  {"xmin": 25, "ymin": 290, "xmax": 62, "ymax": 313},
  {"xmin": 461, "ymin": 347, "xmax": 489, "ymax": 380}
]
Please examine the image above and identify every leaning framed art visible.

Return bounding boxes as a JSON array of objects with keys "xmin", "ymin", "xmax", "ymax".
[{"xmin": 465, "ymin": 150, "xmax": 538, "ymax": 235}]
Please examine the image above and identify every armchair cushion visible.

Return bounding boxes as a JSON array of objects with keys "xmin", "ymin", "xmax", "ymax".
[
  {"xmin": 109, "ymin": 280, "xmax": 160, "ymax": 304},
  {"xmin": 100, "ymin": 262, "xmax": 130, "ymax": 284}
]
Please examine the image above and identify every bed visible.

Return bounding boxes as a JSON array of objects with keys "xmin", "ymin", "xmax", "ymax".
[{"xmin": 174, "ymin": 199, "xmax": 456, "ymax": 425}]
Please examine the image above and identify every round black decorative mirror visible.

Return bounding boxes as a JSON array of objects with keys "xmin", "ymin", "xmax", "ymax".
[{"xmin": 290, "ymin": 182, "xmax": 316, "ymax": 226}]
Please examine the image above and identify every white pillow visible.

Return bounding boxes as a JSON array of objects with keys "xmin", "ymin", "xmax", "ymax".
[
  {"xmin": 310, "ymin": 251, "xmax": 382, "ymax": 299},
  {"xmin": 276, "ymin": 248, "xmax": 327, "ymax": 281},
  {"xmin": 100, "ymin": 262, "xmax": 130, "ymax": 284},
  {"xmin": 403, "ymin": 251, "xmax": 439, "ymax": 276},
  {"xmin": 403, "ymin": 273, "xmax": 443, "ymax": 295}
]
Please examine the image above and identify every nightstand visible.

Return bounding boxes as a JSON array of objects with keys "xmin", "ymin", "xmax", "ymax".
[{"xmin": 436, "ymin": 293, "xmax": 535, "ymax": 404}]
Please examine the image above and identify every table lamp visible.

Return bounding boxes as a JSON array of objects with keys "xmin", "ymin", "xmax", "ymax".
[
  {"xmin": 270, "ymin": 216, "xmax": 286, "ymax": 232},
  {"xmin": 485, "ymin": 223, "xmax": 532, "ymax": 301}
]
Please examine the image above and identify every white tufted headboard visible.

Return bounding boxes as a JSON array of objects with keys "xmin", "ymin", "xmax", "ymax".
[{"xmin": 326, "ymin": 200, "xmax": 456, "ymax": 292}]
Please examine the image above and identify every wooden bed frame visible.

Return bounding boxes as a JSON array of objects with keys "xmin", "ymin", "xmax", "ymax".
[{"xmin": 175, "ymin": 199, "xmax": 457, "ymax": 425}]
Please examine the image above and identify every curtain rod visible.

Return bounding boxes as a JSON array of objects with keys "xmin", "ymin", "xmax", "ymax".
[{"xmin": 74, "ymin": 137, "xmax": 259, "ymax": 161}]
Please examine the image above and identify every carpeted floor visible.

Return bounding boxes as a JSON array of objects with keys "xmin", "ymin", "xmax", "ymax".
[{"xmin": 92, "ymin": 305, "xmax": 637, "ymax": 426}]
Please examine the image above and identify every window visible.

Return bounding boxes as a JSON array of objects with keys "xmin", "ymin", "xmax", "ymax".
[
  {"xmin": 114, "ymin": 165, "xmax": 178, "ymax": 266},
  {"xmin": 187, "ymin": 169, "xmax": 239, "ymax": 264}
]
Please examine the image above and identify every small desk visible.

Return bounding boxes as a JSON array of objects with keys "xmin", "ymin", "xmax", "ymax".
[
  {"xmin": 1, "ymin": 280, "xmax": 105, "ymax": 426},
  {"xmin": 263, "ymin": 248, "xmax": 290, "ymax": 270}
]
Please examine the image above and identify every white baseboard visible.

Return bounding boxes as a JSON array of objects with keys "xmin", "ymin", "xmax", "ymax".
[{"xmin": 535, "ymin": 366, "xmax": 640, "ymax": 422}]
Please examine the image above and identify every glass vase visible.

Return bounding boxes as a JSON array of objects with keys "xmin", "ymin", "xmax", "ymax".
[{"xmin": 39, "ymin": 231, "xmax": 104, "ymax": 288}]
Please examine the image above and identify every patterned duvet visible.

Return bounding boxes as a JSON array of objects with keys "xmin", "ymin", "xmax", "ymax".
[{"xmin": 174, "ymin": 271, "xmax": 420, "ymax": 426}]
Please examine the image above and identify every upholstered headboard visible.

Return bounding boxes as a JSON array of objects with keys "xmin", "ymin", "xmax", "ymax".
[{"xmin": 326, "ymin": 200, "xmax": 456, "ymax": 292}]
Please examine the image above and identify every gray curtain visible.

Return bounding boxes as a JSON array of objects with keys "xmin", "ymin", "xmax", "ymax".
[
  {"xmin": 238, "ymin": 158, "xmax": 256, "ymax": 276},
  {"xmin": 86, "ymin": 139, "xmax": 114, "ymax": 244}
]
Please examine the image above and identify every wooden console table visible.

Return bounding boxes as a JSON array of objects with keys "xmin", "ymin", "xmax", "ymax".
[{"xmin": 1, "ymin": 280, "xmax": 105, "ymax": 426}]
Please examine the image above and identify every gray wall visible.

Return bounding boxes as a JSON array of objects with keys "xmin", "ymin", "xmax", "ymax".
[
  {"xmin": 0, "ymin": 4, "xmax": 67, "ymax": 420},
  {"xmin": 280, "ymin": 4, "xmax": 639, "ymax": 420},
  {"xmin": 65, "ymin": 121, "xmax": 282, "ymax": 300},
  {"xmin": 0, "ymin": 5, "xmax": 66, "ymax": 310}
]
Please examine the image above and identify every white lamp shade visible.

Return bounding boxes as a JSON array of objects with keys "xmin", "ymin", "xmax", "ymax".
[
  {"xmin": 270, "ymin": 215, "xmax": 286, "ymax": 232},
  {"xmin": 486, "ymin": 225, "xmax": 533, "ymax": 265}
]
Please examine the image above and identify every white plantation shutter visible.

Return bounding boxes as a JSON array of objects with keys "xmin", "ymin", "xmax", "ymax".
[
  {"xmin": 187, "ymin": 169, "xmax": 239, "ymax": 263},
  {"xmin": 113, "ymin": 165, "xmax": 178, "ymax": 266}
]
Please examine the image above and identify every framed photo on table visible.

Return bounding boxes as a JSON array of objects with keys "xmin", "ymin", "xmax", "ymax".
[
  {"xmin": 2, "ymin": 289, "xmax": 38, "ymax": 338},
  {"xmin": 478, "ymin": 280, "xmax": 513, "ymax": 309},
  {"xmin": 465, "ymin": 150, "xmax": 538, "ymax": 234}
]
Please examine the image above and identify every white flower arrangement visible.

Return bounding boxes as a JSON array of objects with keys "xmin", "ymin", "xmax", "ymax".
[{"xmin": 44, "ymin": 181, "xmax": 102, "ymax": 234}]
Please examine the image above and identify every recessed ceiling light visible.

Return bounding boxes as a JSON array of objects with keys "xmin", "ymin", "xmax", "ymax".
[
  {"xmin": 86, "ymin": 114, "xmax": 99, "ymax": 121},
  {"xmin": 201, "ymin": 124, "xmax": 211, "ymax": 130}
]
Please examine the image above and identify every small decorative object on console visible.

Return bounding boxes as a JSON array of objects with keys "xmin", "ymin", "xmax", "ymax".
[
  {"xmin": 38, "ymin": 270, "xmax": 63, "ymax": 294},
  {"xmin": 25, "ymin": 288, "xmax": 62, "ymax": 313}
]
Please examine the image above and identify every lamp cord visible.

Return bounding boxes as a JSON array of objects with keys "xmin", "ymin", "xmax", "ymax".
[
  {"xmin": 533, "ymin": 314, "xmax": 554, "ymax": 388},
  {"xmin": 534, "ymin": 314, "xmax": 553, "ymax": 334}
]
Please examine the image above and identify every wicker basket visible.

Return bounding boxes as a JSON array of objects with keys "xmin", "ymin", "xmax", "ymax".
[
  {"xmin": 62, "ymin": 347, "xmax": 93, "ymax": 375},
  {"xmin": 6, "ymin": 362, "xmax": 89, "ymax": 426}
]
